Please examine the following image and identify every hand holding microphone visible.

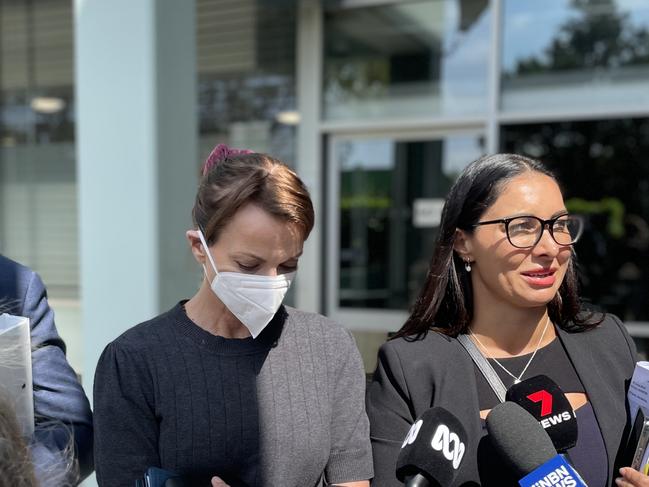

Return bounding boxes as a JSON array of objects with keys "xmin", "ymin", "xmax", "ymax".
[{"xmin": 396, "ymin": 407, "xmax": 468, "ymax": 486}]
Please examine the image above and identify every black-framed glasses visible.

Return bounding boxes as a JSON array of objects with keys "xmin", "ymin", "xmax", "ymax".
[{"xmin": 473, "ymin": 214, "xmax": 584, "ymax": 249}]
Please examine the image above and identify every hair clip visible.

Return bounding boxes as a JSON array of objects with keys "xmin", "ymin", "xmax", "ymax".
[{"xmin": 202, "ymin": 144, "xmax": 254, "ymax": 176}]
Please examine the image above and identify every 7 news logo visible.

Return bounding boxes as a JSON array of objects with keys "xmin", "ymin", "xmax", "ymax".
[{"xmin": 527, "ymin": 390, "xmax": 574, "ymax": 428}]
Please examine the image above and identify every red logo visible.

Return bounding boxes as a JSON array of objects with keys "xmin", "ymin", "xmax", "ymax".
[{"xmin": 527, "ymin": 390, "xmax": 553, "ymax": 417}]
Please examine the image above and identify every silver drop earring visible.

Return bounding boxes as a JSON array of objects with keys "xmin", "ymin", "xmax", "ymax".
[{"xmin": 464, "ymin": 260, "xmax": 472, "ymax": 272}]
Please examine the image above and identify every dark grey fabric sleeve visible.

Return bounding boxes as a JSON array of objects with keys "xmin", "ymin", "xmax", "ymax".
[
  {"xmin": 610, "ymin": 314, "xmax": 638, "ymax": 367},
  {"xmin": 366, "ymin": 342, "xmax": 418, "ymax": 487},
  {"xmin": 325, "ymin": 329, "xmax": 374, "ymax": 484},
  {"xmin": 21, "ymin": 267, "xmax": 94, "ymax": 482},
  {"xmin": 93, "ymin": 342, "xmax": 160, "ymax": 487}
]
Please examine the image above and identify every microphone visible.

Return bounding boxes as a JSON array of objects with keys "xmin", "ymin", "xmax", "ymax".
[
  {"xmin": 486, "ymin": 402, "xmax": 588, "ymax": 486},
  {"xmin": 506, "ymin": 375, "xmax": 577, "ymax": 452},
  {"xmin": 396, "ymin": 407, "xmax": 467, "ymax": 487}
]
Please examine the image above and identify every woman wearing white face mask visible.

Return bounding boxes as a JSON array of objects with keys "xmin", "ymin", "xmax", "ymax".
[{"xmin": 93, "ymin": 145, "xmax": 373, "ymax": 487}]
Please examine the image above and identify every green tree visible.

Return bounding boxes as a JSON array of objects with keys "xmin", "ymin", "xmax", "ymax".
[{"xmin": 513, "ymin": 0, "xmax": 649, "ymax": 74}]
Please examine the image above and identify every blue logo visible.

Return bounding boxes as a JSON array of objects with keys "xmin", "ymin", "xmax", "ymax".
[{"xmin": 519, "ymin": 455, "xmax": 587, "ymax": 487}]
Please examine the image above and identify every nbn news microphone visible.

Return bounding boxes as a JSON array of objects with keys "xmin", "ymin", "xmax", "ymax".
[
  {"xmin": 506, "ymin": 375, "xmax": 578, "ymax": 453},
  {"xmin": 486, "ymin": 402, "xmax": 588, "ymax": 486},
  {"xmin": 396, "ymin": 407, "xmax": 468, "ymax": 486}
]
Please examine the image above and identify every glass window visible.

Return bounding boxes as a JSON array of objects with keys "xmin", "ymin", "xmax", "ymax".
[
  {"xmin": 197, "ymin": 0, "xmax": 298, "ymax": 305},
  {"xmin": 337, "ymin": 134, "xmax": 484, "ymax": 310},
  {"xmin": 0, "ymin": 0, "xmax": 81, "ymax": 372},
  {"xmin": 323, "ymin": 0, "xmax": 490, "ymax": 121},
  {"xmin": 502, "ymin": 0, "xmax": 649, "ymax": 113},
  {"xmin": 501, "ymin": 118, "xmax": 649, "ymax": 321},
  {"xmin": 0, "ymin": 0, "xmax": 77, "ymax": 297},
  {"xmin": 197, "ymin": 0, "xmax": 297, "ymax": 166}
]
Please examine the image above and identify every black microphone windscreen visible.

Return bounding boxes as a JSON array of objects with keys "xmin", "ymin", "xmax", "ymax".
[
  {"xmin": 505, "ymin": 374, "xmax": 578, "ymax": 452},
  {"xmin": 396, "ymin": 407, "xmax": 468, "ymax": 486},
  {"xmin": 486, "ymin": 401, "xmax": 557, "ymax": 477}
]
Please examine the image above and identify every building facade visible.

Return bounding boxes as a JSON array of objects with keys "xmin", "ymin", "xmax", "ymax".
[{"xmin": 1, "ymin": 0, "xmax": 649, "ymax": 392}]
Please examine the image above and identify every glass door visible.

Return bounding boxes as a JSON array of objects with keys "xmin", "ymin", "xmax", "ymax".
[{"xmin": 326, "ymin": 130, "xmax": 485, "ymax": 333}]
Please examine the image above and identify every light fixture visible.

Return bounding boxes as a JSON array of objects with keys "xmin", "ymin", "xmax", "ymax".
[
  {"xmin": 275, "ymin": 110, "xmax": 301, "ymax": 125},
  {"xmin": 1, "ymin": 136, "xmax": 16, "ymax": 147},
  {"xmin": 30, "ymin": 97, "xmax": 66, "ymax": 114}
]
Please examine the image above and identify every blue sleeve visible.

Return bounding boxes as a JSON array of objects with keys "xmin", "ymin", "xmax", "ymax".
[{"xmin": 21, "ymin": 269, "xmax": 94, "ymax": 482}]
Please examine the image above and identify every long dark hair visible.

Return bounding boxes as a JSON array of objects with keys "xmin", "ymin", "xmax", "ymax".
[{"xmin": 393, "ymin": 153, "xmax": 600, "ymax": 340}]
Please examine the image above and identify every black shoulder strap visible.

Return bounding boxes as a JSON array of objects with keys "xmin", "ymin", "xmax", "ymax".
[{"xmin": 457, "ymin": 334, "xmax": 507, "ymax": 403}]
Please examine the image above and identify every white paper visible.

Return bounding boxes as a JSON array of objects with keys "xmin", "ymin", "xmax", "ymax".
[
  {"xmin": 629, "ymin": 362, "xmax": 649, "ymax": 421},
  {"xmin": 0, "ymin": 314, "xmax": 34, "ymax": 437},
  {"xmin": 627, "ymin": 362, "xmax": 649, "ymax": 473}
]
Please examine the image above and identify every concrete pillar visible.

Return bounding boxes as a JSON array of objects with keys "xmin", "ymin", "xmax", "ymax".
[
  {"xmin": 296, "ymin": 0, "xmax": 323, "ymax": 313},
  {"xmin": 75, "ymin": 0, "xmax": 198, "ymax": 413}
]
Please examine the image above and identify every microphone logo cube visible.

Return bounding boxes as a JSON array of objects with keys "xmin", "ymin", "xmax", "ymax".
[
  {"xmin": 400, "ymin": 420, "xmax": 466, "ymax": 469},
  {"xmin": 518, "ymin": 455, "xmax": 587, "ymax": 487},
  {"xmin": 396, "ymin": 407, "xmax": 468, "ymax": 485},
  {"xmin": 507, "ymin": 375, "xmax": 578, "ymax": 452}
]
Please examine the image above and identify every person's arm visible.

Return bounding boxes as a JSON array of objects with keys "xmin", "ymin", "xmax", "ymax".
[
  {"xmin": 365, "ymin": 342, "xmax": 417, "ymax": 487},
  {"xmin": 94, "ymin": 341, "xmax": 160, "ymax": 486},
  {"xmin": 24, "ymin": 269, "xmax": 94, "ymax": 482},
  {"xmin": 324, "ymin": 329, "xmax": 374, "ymax": 486}
]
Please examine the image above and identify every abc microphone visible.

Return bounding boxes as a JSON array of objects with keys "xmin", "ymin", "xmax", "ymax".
[
  {"xmin": 396, "ymin": 407, "xmax": 467, "ymax": 487},
  {"xmin": 486, "ymin": 402, "xmax": 588, "ymax": 487},
  {"xmin": 506, "ymin": 375, "xmax": 577, "ymax": 453}
]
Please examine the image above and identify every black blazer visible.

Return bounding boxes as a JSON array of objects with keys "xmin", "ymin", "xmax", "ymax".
[{"xmin": 366, "ymin": 315, "xmax": 637, "ymax": 487}]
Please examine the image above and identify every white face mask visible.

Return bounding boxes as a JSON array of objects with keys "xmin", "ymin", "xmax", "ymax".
[{"xmin": 197, "ymin": 230, "xmax": 295, "ymax": 338}]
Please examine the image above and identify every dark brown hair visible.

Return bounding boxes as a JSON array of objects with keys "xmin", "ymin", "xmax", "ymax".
[
  {"xmin": 193, "ymin": 151, "xmax": 314, "ymax": 245},
  {"xmin": 393, "ymin": 153, "xmax": 600, "ymax": 340}
]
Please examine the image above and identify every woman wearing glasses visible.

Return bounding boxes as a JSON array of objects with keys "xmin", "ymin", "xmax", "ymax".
[{"xmin": 366, "ymin": 154, "xmax": 643, "ymax": 486}]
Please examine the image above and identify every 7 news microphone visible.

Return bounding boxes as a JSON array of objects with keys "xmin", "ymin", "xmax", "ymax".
[
  {"xmin": 486, "ymin": 402, "xmax": 588, "ymax": 486},
  {"xmin": 395, "ymin": 407, "xmax": 468, "ymax": 486},
  {"xmin": 506, "ymin": 375, "xmax": 578, "ymax": 454}
]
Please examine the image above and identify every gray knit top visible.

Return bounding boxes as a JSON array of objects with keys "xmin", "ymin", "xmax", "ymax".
[{"xmin": 93, "ymin": 302, "xmax": 373, "ymax": 487}]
